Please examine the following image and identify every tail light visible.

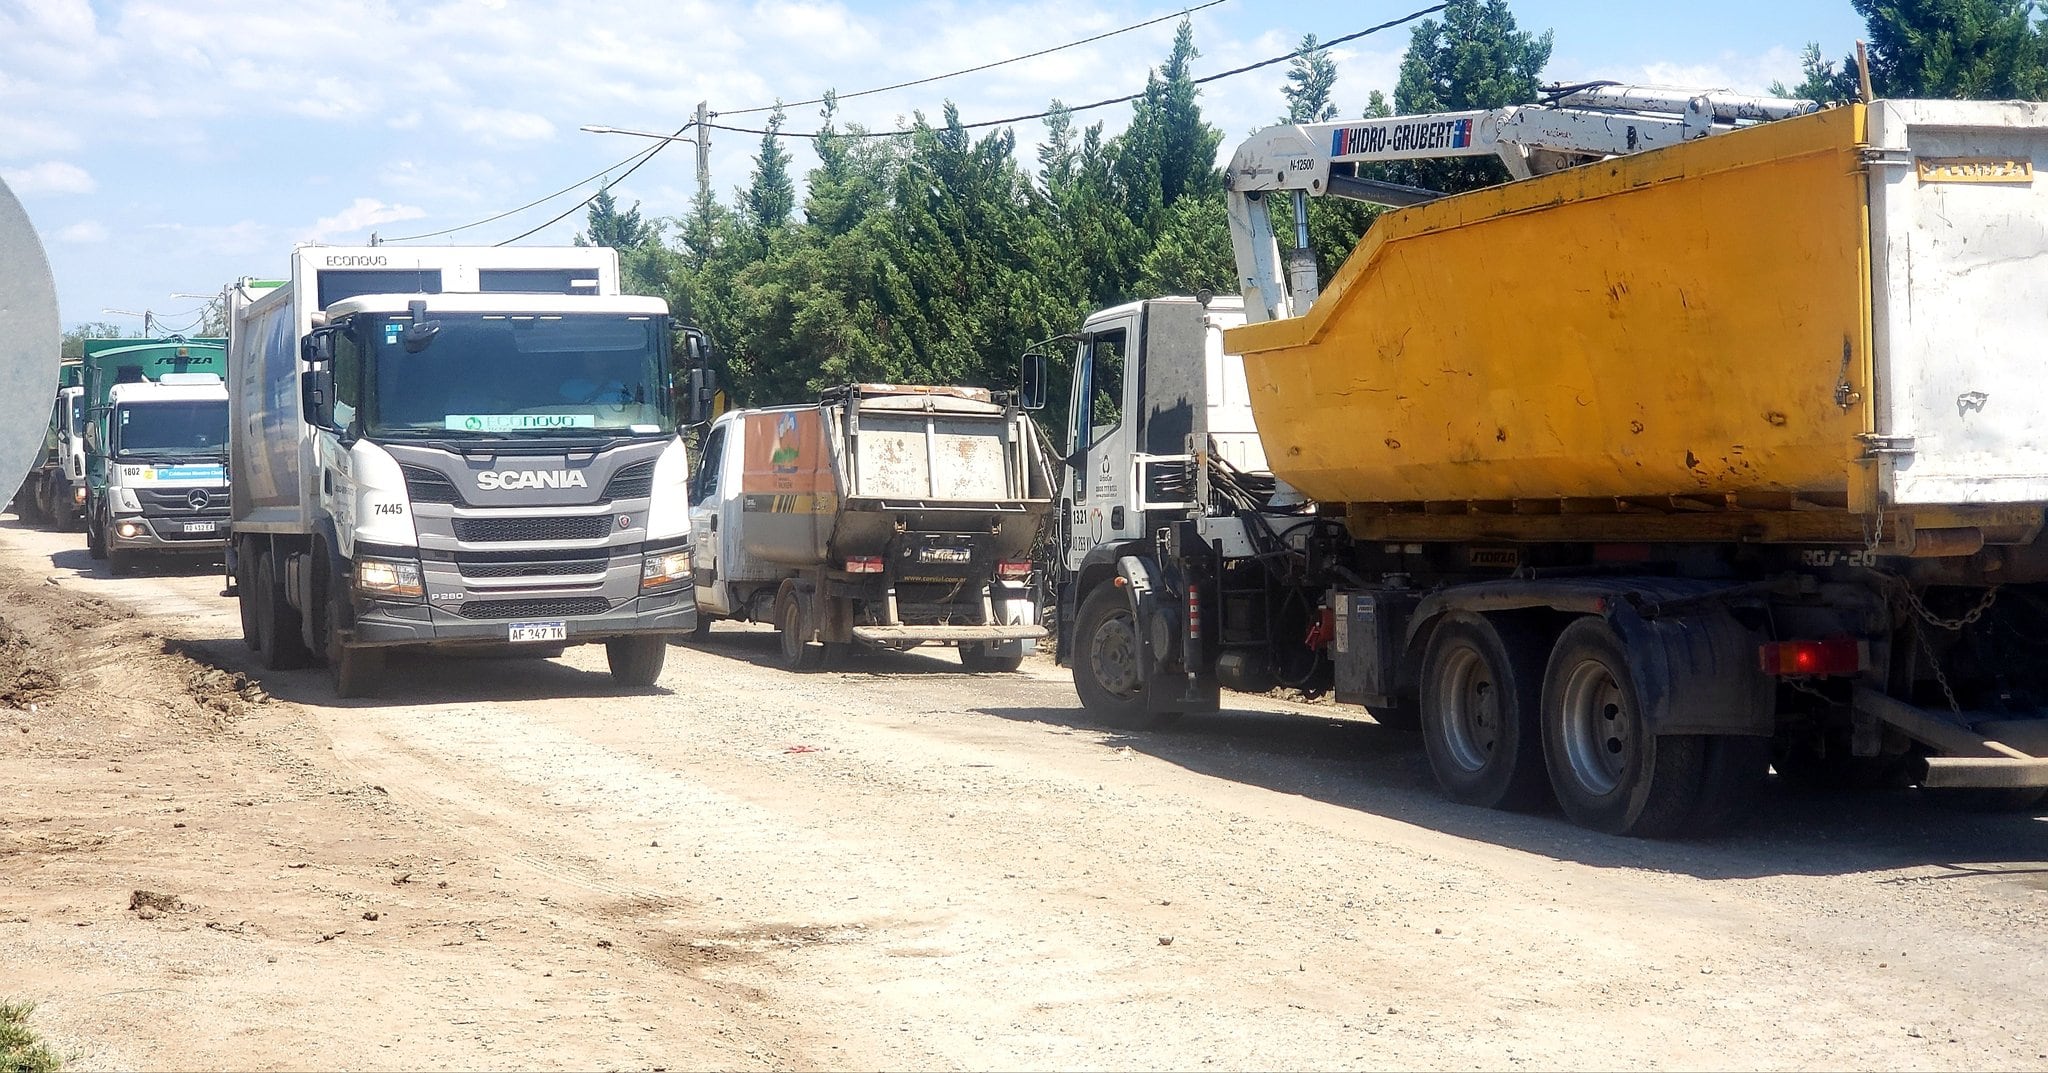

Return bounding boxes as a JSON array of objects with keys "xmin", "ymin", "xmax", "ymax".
[
  {"xmin": 1758, "ymin": 638, "xmax": 1862, "ymax": 677},
  {"xmin": 845, "ymin": 556, "xmax": 885, "ymax": 574},
  {"xmin": 996, "ymin": 559, "xmax": 1032, "ymax": 580},
  {"xmin": 1186, "ymin": 583, "xmax": 1202, "ymax": 645}
]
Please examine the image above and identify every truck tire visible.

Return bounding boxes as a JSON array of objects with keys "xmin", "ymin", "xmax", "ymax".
[
  {"xmin": 607, "ymin": 635, "xmax": 668, "ymax": 686},
  {"xmin": 1072, "ymin": 583, "xmax": 1170, "ymax": 730},
  {"xmin": 1419, "ymin": 613, "xmax": 1551, "ymax": 811},
  {"xmin": 252, "ymin": 551, "xmax": 313, "ymax": 671},
  {"xmin": 775, "ymin": 593, "xmax": 825, "ymax": 672},
  {"xmin": 86, "ymin": 513, "xmax": 106, "ymax": 560},
  {"xmin": 325, "ymin": 593, "xmax": 384, "ymax": 699},
  {"xmin": 959, "ymin": 643, "xmax": 1024, "ymax": 673},
  {"xmin": 235, "ymin": 544, "xmax": 261, "ymax": 650},
  {"xmin": 1540, "ymin": 616, "xmax": 1713, "ymax": 838}
]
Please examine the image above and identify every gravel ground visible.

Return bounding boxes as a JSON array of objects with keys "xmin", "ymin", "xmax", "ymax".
[{"xmin": 3, "ymin": 512, "xmax": 2047, "ymax": 1071}]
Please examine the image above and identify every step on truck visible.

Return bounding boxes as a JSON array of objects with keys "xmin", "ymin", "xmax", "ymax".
[
  {"xmin": 688, "ymin": 384, "xmax": 1054, "ymax": 671},
  {"xmin": 10, "ymin": 358, "xmax": 85, "ymax": 529},
  {"xmin": 226, "ymin": 246, "xmax": 704, "ymax": 697},
  {"xmin": 1043, "ymin": 89, "xmax": 2048, "ymax": 836},
  {"xmin": 80, "ymin": 338, "xmax": 232, "ymax": 575}
]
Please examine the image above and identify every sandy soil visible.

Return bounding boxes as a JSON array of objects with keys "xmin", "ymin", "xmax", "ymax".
[{"xmin": 3, "ymin": 513, "xmax": 2048, "ymax": 1072}]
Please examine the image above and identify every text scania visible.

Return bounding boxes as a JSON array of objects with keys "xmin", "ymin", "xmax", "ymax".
[
  {"xmin": 476, "ymin": 470, "xmax": 591, "ymax": 491},
  {"xmin": 1332, "ymin": 117, "xmax": 1475, "ymax": 157}
]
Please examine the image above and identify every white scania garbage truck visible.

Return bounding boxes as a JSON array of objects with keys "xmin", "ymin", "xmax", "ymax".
[{"xmin": 226, "ymin": 246, "xmax": 701, "ymax": 697}]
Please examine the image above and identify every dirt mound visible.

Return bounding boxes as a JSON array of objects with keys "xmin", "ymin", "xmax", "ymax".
[{"xmin": 0, "ymin": 620, "xmax": 60, "ymax": 709}]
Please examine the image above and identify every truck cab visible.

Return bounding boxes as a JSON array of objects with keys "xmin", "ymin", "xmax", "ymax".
[
  {"xmin": 1055, "ymin": 296, "xmax": 1263, "ymax": 675},
  {"xmin": 81, "ymin": 340, "xmax": 232, "ymax": 574}
]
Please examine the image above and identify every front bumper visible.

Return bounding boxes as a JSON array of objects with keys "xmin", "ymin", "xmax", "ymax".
[
  {"xmin": 108, "ymin": 513, "xmax": 229, "ymax": 553},
  {"xmin": 350, "ymin": 584, "xmax": 697, "ymax": 647}
]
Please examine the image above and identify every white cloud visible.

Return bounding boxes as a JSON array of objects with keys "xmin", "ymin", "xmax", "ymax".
[
  {"xmin": 452, "ymin": 106, "xmax": 557, "ymax": 145},
  {"xmin": 57, "ymin": 220, "xmax": 108, "ymax": 243},
  {"xmin": 1, "ymin": 160, "xmax": 96, "ymax": 195},
  {"xmin": 306, "ymin": 198, "xmax": 427, "ymax": 243}
]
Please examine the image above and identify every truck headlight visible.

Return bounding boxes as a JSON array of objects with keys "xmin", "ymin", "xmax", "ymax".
[
  {"xmin": 115, "ymin": 521, "xmax": 145, "ymax": 539},
  {"xmin": 641, "ymin": 549, "xmax": 692, "ymax": 589},
  {"xmin": 72, "ymin": 486, "xmax": 86, "ymax": 506},
  {"xmin": 356, "ymin": 557, "xmax": 423, "ymax": 598}
]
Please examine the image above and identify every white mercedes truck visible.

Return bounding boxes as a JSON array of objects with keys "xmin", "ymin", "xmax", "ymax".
[{"xmin": 226, "ymin": 246, "xmax": 699, "ymax": 697}]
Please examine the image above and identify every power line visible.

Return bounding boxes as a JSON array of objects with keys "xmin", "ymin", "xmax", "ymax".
[
  {"xmin": 494, "ymin": 121, "xmax": 689, "ymax": 246},
  {"xmin": 706, "ymin": 3, "xmax": 1447, "ymax": 140},
  {"xmin": 383, "ymin": 129, "xmax": 686, "ymax": 244},
  {"xmin": 716, "ymin": 0, "xmax": 1233, "ymax": 118}
]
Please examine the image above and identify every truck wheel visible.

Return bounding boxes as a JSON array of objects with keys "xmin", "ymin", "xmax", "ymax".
[
  {"xmin": 235, "ymin": 544, "xmax": 261, "ymax": 650},
  {"xmin": 959, "ymin": 643, "xmax": 1024, "ymax": 673},
  {"xmin": 326, "ymin": 594, "xmax": 384, "ymax": 698},
  {"xmin": 1072, "ymin": 583, "xmax": 1169, "ymax": 730},
  {"xmin": 1419, "ymin": 614, "xmax": 1551, "ymax": 811},
  {"xmin": 86, "ymin": 514, "xmax": 106, "ymax": 560},
  {"xmin": 607, "ymin": 635, "xmax": 668, "ymax": 686},
  {"xmin": 252, "ymin": 551, "xmax": 313, "ymax": 671},
  {"xmin": 1540, "ymin": 617, "xmax": 1711, "ymax": 838},
  {"xmin": 775, "ymin": 595, "xmax": 825, "ymax": 672}
]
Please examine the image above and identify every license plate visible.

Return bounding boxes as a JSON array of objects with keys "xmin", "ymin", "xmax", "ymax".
[
  {"xmin": 508, "ymin": 621, "xmax": 567, "ymax": 643},
  {"xmin": 182, "ymin": 521, "xmax": 217, "ymax": 533},
  {"xmin": 917, "ymin": 547, "xmax": 972, "ymax": 564}
]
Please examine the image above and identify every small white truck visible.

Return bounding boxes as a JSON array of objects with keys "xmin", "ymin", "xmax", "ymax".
[{"xmin": 687, "ymin": 384, "xmax": 1053, "ymax": 671}]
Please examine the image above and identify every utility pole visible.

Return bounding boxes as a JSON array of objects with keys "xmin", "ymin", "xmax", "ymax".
[{"xmin": 693, "ymin": 101, "xmax": 712, "ymax": 207}]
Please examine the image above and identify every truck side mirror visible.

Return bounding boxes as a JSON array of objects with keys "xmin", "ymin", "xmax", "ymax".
[
  {"xmin": 1020, "ymin": 351, "xmax": 1048, "ymax": 412},
  {"xmin": 300, "ymin": 368, "xmax": 334, "ymax": 429},
  {"xmin": 685, "ymin": 366, "xmax": 720, "ymax": 425},
  {"xmin": 301, "ymin": 329, "xmax": 335, "ymax": 365}
]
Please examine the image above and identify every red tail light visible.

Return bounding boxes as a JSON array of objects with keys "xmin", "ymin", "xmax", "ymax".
[
  {"xmin": 845, "ymin": 556, "xmax": 885, "ymax": 574},
  {"xmin": 1758, "ymin": 638, "xmax": 1862, "ymax": 677},
  {"xmin": 996, "ymin": 559, "xmax": 1032, "ymax": 580},
  {"xmin": 1304, "ymin": 605, "xmax": 1335, "ymax": 651}
]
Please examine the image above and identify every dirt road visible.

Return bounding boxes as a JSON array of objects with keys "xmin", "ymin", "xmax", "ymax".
[{"xmin": 4, "ymin": 513, "xmax": 2047, "ymax": 1071}]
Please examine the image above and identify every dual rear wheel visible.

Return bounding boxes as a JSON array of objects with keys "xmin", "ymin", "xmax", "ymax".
[{"xmin": 1420, "ymin": 613, "xmax": 1763, "ymax": 838}]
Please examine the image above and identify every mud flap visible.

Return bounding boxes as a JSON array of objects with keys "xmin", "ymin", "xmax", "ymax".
[{"xmin": 1606, "ymin": 604, "xmax": 1772, "ymax": 737}]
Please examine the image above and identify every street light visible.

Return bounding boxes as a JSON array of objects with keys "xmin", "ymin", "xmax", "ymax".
[
  {"xmin": 583, "ymin": 102, "xmax": 712, "ymax": 205},
  {"xmin": 579, "ymin": 124, "xmax": 697, "ymax": 142}
]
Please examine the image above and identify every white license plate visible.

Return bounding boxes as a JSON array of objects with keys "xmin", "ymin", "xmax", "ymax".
[
  {"xmin": 918, "ymin": 547, "xmax": 972, "ymax": 564},
  {"xmin": 508, "ymin": 621, "xmax": 567, "ymax": 643},
  {"xmin": 182, "ymin": 521, "xmax": 217, "ymax": 533}
]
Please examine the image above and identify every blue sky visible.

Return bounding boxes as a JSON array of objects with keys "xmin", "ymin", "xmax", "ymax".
[{"xmin": 3, "ymin": 0, "xmax": 1868, "ymax": 332}]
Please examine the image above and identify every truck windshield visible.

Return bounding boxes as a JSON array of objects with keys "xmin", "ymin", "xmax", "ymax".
[
  {"xmin": 113, "ymin": 400, "xmax": 229, "ymax": 456},
  {"xmin": 363, "ymin": 313, "xmax": 673, "ymax": 438}
]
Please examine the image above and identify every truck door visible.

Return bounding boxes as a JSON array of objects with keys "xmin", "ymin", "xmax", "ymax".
[
  {"xmin": 689, "ymin": 420, "xmax": 730, "ymax": 614},
  {"xmin": 1064, "ymin": 313, "xmax": 1142, "ymax": 568}
]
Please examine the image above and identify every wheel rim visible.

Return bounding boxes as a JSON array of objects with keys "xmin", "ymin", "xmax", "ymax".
[
  {"xmin": 1434, "ymin": 643, "xmax": 1501, "ymax": 774},
  {"xmin": 1089, "ymin": 606, "xmax": 1142, "ymax": 699},
  {"xmin": 1558, "ymin": 656, "xmax": 1632, "ymax": 797}
]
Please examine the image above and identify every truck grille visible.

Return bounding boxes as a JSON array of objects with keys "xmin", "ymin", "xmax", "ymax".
[
  {"xmin": 452, "ymin": 515, "xmax": 613, "ymax": 542},
  {"xmin": 602, "ymin": 461, "xmax": 656, "ymax": 499},
  {"xmin": 456, "ymin": 597, "xmax": 612, "ymax": 620},
  {"xmin": 456, "ymin": 547, "xmax": 611, "ymax": 579},
  {"xmin": 401, "ymin": 466, "xmax": 463, "ymax": 505},
  {"xmin": 139, "ymin": 487, "xmax": 229, "ymax": 514}
]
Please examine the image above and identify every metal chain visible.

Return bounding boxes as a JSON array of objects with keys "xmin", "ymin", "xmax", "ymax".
[
  {"xmin": 1863, "ymin": 507, "xmax": 1885, "ymax": 552},
  {"xmin": 1883, "ymin": 576, "xmax": 1999, "ymax": 714},
  {"xmin": 1912, "ymin": 624, "xmax": 1964, "ymax": 714},
  {"xmin": 1900, "ymin": 581, "xmax": 2001, "ymax": 631}
]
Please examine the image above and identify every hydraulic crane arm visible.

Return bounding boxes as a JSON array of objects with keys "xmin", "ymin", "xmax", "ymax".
[{"xmin": 1226, "ymin": 83, "xmax": 1820, "ymax": 323}]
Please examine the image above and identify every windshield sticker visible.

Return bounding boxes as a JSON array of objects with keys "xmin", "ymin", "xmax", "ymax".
[
  {"xmin": 630, "ymin": 424, "xmax": 661, "ymax": 434},
  {"xmin": 444, "ymin": 413, "xmax": 598, "ymax": 432},
  {"xmin": 141, "ymin": 464, "xmax": 226, "ymax": 482}
]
